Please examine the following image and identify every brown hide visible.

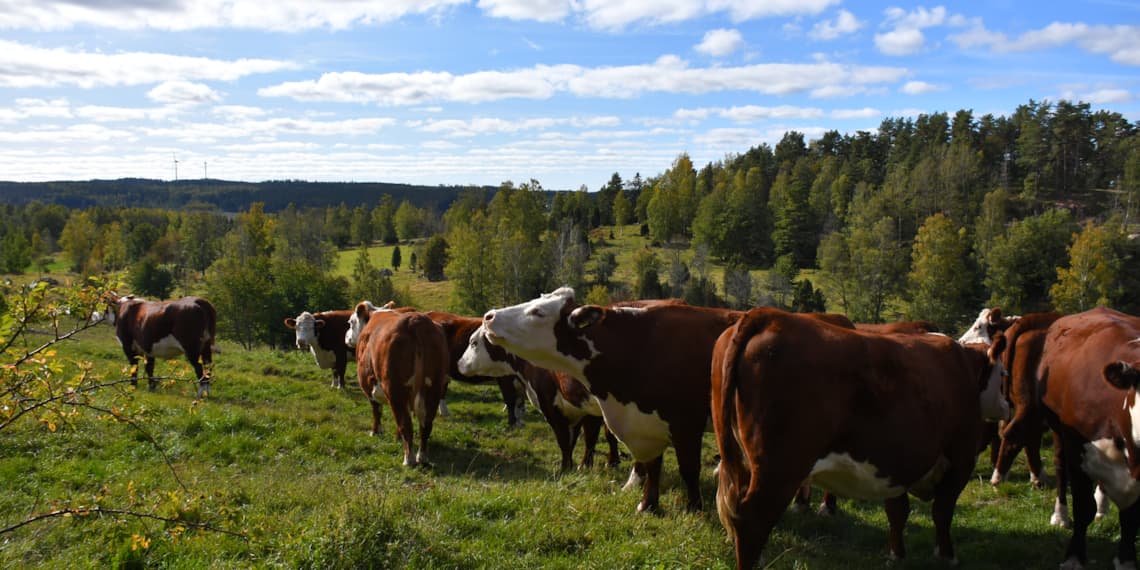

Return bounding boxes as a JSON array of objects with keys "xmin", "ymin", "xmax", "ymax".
[
  {"xmin": 425, "ymin": 311, "xmax": 525, "ymax": 427},
  {"xmin": 112, "ymin": 296, "xmax": 216, "ymax": 395},
  {"xmin": 713, "ymin": 307, "xmax": 1000, "ymax": 569},
  {"xmin": 355, "ymin": 310, "xmax": 450, "ymax": 467},
  {"xmin": 856, "ymin": 320, "xmax": 941, "ymax": 334},
  {"xmin": 1037, "ymin": 307, "xmax": 1140, "ymax": 568}
]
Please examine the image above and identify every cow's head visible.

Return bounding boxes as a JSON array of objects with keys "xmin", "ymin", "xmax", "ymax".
[
  {"xmin": 979, "ymin": 332, "xmax": 1012, "ymax": 421},
  {"xmin": 89, "ymin": 292, "xmax": 134, "ymax": 326},
  {"xmin": 482, "ymin": 287, "xmax": 601, "ymax": 378},
  {"xmin": 344, "ymin": 300, "xmax": 396, "ymax": 348},
  {"xmin": 1105, "ymin": 361, "xmax": 1140, "ymax": 391},
  {"xmin": 284, "ymin": 312, "xmax": 323, "ymax": 351},
  {"xmin": 457, "ymin": 325, "xmax": 517, "ymax": 378},
  {"xmin": 958, "ymin": 307, "xmax": 1019, "ymax": 345}
]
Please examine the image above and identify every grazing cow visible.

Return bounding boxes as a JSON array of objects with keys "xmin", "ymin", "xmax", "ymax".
[
  {"xmin": 93, "ymin": 293, "xmax": 216, "ymax": 398},
  {"xmin": 459, "ymin": 324, "xmax": 620, "ymax": 471},
  {"xmin": 481, "ymin": 288, "xmax": 743, "ymax": 513},
  {"xmin": 1037, "ymin": 307, "xmax": 1140, "ymax": 569},
  {"xmin": 349, "ymin": 303, "xmax": 450, "ymax": 467},
  {"xmin": 855, "ymin": 320, "xmax": 941, "ymax": 335},
  {"xmin": 713, "ymin": 307, "xmax": 1009, "ymax": 569},
  {"xmin": 284, "ymin": 309, "xmax": 355, "ymax": 389}
]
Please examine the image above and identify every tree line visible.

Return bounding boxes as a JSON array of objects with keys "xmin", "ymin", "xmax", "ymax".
[{"xmin": 2, "ymin": 98, "xmax": 1139, "ymax": 345}]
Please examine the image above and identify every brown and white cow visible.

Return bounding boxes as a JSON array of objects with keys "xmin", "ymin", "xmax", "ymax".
[
  {"xmin": 713, "ymin": 307, "xmax": 1009, "ymax": 569},
  {"xmin": 458, "ymin": 324, "xmax": 620, "ymax": 471},
  {"xmin": 481, "ymin": 287, "xmax": 744, "ymax": 513},
  {"xmin": 350, "ymin": 302, "xmax": 450, "ymax": 467},
  {"xmin": 1036, "ymin": 306, "xmax": 1140, "ymax": 569},
  {"xmin": 345, "ymin": 301, "xmax": 526, "ymax": 427},
  {"xmin": 93, "ymin": 293, "xmax": 216, "ymax": 398},
  {"xmin": 958, "ymin": 307, "xmax": 1019, "ymax": 345},
  {"xmin": 284, "ymin": 309, "xmax": 355, "ymax": 389}
]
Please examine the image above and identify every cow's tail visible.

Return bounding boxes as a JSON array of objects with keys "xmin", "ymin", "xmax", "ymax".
[
  {"xmin": 714, "ymin": 309, "xmax": 767, "ymax": 542},
  {"xmin": 196, "ymin": 298, "xmax": 218, "ymax": 351},
  {"xmin": 409, "ymin": 315, "xmax": 432, "ymax": 420}
]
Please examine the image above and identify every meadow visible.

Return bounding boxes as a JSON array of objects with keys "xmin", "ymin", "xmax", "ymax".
[{"xmin": 0, "ymin": 228, "xmax": 1127, "ymax": 569}]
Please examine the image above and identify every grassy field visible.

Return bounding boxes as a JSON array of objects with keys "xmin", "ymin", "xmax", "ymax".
[{"xmin": 0, "ymin": 319, "xmax": 1129, "ymax": 569}]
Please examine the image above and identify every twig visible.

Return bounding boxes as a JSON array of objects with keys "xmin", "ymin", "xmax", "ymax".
[{"xmin": 0, "ymin": 506, "xmax": 247, "ymax": 540}]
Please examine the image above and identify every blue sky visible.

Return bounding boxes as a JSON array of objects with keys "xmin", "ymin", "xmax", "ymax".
[{"xmin": 1, "ymin": 1, "xmax": 1137, "ymax": 190}]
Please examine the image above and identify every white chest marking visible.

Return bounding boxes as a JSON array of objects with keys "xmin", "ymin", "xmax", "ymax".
[
  {"xmin": 1129, "ymin": 397, "xmax": 1140, "ymax": 452},
  {"xmin": 810, "ymin": 453, "xmax": 906, "ymax": 500},
  {"xmin": 1083, "ymin": 439, "xmax": 1140, "ymax": 509},
  {"xmin": 594, "ymin": 395, "xmax": 670, "ymax": 461},
  {"xmin": 138, "ymin": 335, "xmax": 185, "ymax": 359},
  {"xmin": 310, "ymin": 344, "xmax": 339, "ymax": 369}
]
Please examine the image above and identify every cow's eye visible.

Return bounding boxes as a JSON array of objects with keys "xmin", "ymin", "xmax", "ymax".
[{"xmin": 527, "ymin": 308, "xmax": 543, "ymax": 318}]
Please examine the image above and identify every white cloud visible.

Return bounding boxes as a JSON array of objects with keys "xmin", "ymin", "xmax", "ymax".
[
  {"xmin": 830, "ymin": 107, "xmax": 880, "ymax": 119},
  {"xmin": 949, "ymin": 20, "xmax": 1140, "ymax": 66},
  {"xmin": 147, "ymin": 81, "xmax": 222, "ymax": 105},
  {"xmin": 0, "ymin": 0, "xmax": 470, "ymax": 32},
  {"xmin": 696, "ymin": 29, "xmax": 745, "ymax": 57},
  {"xmin": 477, "ymin": 0, "xmax": 570, "ymax": 22},
  {"xmin": 579, "ymin": 0, "xmax": 838, "ymax": 30},
  {"xmin": 809, "ymin": 9, "xmax": 862, "ymax": 41},
  {"xmin": 874, "ymin": 6, "xmax": 956, "ymax": 56},
  {"xmin": 262, "ymin": 57, "xmax": 907, "ymax": 105},
  {"xmin": 900, "ymin": 80, "xmax": 941, "ymax": 94},
  {"xmin": 675, "ymin": 105, "xmax": 825, "ymax": 124},
  {"xmin": 0, "ymin": 40, "xmax": 293, "ymax": 89}
]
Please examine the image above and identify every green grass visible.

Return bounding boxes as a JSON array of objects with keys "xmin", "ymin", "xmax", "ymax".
[{"xmin": 0, "ymin": 324, "xmax": 1128, "ymax": 569}]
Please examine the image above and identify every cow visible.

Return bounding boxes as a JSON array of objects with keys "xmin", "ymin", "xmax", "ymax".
[
  {"xmin": 713, "ymin": 307, "xmax": 1009, "ymax": 569},
  {"xmin": 1036, "ymin": 306, "xmax": 1140, "ymax": 569},
  {"xmin": 345, "ymin": 301, "xmax": 527, "ymax": 428},
  {"xmin": 480, "ymin": 288, "xmax": 743, "ymax": 513},
  {"xmin": 348, "ymin": 302, "xmax": 450, "ymax": 467},
  {"xmin": 284, "ymin": 309, "xmax": 355, "ymax": 389},
  {"xmin": 92, "ymin": 293, "xmax": 216, "ymax": 398},
  {"xmin": 458, "ymin": 324, "xmax": 620, "ymax": 471},
  {"xmin": 958, "ymin": 307, "xmax": 1019, "ymax": 345}
]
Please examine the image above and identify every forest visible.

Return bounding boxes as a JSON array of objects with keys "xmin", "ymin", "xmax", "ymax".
[{"xmin": 2, "ymin": 98, "xmax": 1139, "ymax": 342}]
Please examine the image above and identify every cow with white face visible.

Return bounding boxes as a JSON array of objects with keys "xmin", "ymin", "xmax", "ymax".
[
  {"xmin": 285, "ymin": 309, "xmax": 355, "ymax": 389},
  {"xmin": 958, "ymin": 307, "xmax": 1019, "ymax": 345},
  {"xmin": 482, "ymin": 287, "xmax": 742, "ymax": 513},
  {"xmin": 459, "ymin": 324, "xmax": 620, "ymax": 471}
]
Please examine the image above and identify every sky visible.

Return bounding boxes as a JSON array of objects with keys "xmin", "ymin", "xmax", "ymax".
[{"xmin": 0, "ymin": 1, "xmax": 1138, "ymax": 191}]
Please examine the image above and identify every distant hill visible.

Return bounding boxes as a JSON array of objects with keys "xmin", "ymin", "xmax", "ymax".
[{"xmin": 0, "ymin": 178, "xmax": 500, "ymax": 212}]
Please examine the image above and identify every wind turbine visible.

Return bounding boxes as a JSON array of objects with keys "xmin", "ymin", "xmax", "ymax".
[{"xmin": 172, "ymin": 152, "xmax": 179, "ymax": 181}]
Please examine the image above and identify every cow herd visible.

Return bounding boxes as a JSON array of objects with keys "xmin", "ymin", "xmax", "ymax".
[{"xmin": 91, "ymin": 288, "xmax": 1140, "ymax": 569}]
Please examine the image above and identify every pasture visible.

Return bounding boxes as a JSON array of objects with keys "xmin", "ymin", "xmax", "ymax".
[{"xmin": 0, "ymin": 321, "xmax": 1127, "ymax": 568}]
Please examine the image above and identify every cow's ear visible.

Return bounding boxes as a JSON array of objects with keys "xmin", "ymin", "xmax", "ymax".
[
  {"xmin": 284, "ymin": 318, "xmax": 297, "ymax": 329},
  {"xmin": 314, "ymin": 319, "xmax": 326, "ymax": 329},
  {"xmin": 568, "ymin": 305, "xmax": 605, "ymax": 330},
  {"xmin": 987, "ymin": 307, "xmax": 1003, "ymax": 325},
  {"xmin": 1104, "ymin": 361, "xmax": 1140, "ymax": 390},
  {"xmin": 354, "ymin": 303, "xmax": 371, "ymax": 323},
  {"xmin": 988, "ymin": 332, "xmax": 1007, "ymax": 362}
]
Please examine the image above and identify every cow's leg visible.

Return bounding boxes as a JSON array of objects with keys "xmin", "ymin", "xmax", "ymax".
[
  {"xmin": 332, "ymin": 354, "xmax": 347, "ymax": 389},
  {"xmin": 414, "ymin": 386, "xmax": 442, "ymax": 467},
  {"xmin": 494, "ymin": 377, "xmax": 523, "ymax": 428},
  {"xmin": 729, "ymin": 457, "xmax": 813, "ymax": 570},
  {"xmin": 1095, "ymin": 485, "xmax": 1110, "ymax": 520},
  {"xmin": 1062, "ymin": 438, "xmax": 1097, "ymax": 568},
  {"xmin": 884, "ymin": 494, "xmax": 910, "ymax": 561},
  {"xmin": 186, "ymin": 349, "xmax": 210, "ymax": 398},
  {"xmin": 145, "ymin": 356, "xmax": 157, "ymax": 391},
  {"xmin": 387, "ymin": 385, "xmax": 416, "ymax": 467},
  {"xmin": 1052, "ymin": 432, "xmax": 1072, "ymax": 528},
  {"xmin": 792, "ymin": 482, "xmax": 812, "ymax": 512},
  {"xmin": 579, "ymin": 416, "xmax": 603, "ymax": 468},
  {"xmin": 819, "ymin": 491, "xmax": 838, "ymax": 516},
  {"xmin": 602, "ymin": 425, "xmax": 621, "ymax": 469},
  {"xmin": 673, "ymin": 428, "xmax": 705, "ymax": 512},
  {"xmin": 125, "ymin": 352, "xmax": 141, "ymax": 387},
  {"xmin": 992, "ymin": 438, "xmax": 1023, "ymax": 486},
  {"xmin": 623, "ymin": 461, "xmax": 646, "ymax": 491},
  {"xmin": 1025, "ymin": 424, "xmax": 1045, "ymax": 489},
  {"xmin": 1116, "ymin": 501, "xmax": 1140, "ymax": 569},
  {"xmin": 636, "ymin": 456, "xmax": 664, "ymax": 513},
  {"xmin": 930, "ymin": 460, "xmax": 972, "ymax": 563},
  {"xmin": 546, "ymin": 407, "xmax": 575, "ymax": 472}
]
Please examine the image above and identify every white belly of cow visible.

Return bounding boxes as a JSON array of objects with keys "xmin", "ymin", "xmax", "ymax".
[
  {"xmin": 810, "ymin": 453, "xmax": 906, "ymax": 500},
  {"xmin": 310, "ymin": 345, "xmax": 338, "ymax": 369},
  {"xmin": 1083, "ymin": 439, "xmax": 1140, "ymax": 509},
  {"xmin": 138, "ymin": 335, "xmax": 185, "ymax": 359},
  {"xmin": 595, "ymin": 395, "xmax": 670, "ymax": 461}
]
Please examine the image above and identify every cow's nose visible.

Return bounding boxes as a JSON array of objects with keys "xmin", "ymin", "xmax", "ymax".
[{"xmin": 483, "ymin": 310, "xmax": 495, "ymax": 324}]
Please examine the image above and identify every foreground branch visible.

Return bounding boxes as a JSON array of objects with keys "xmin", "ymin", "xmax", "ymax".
[{"xmin": 0, "ymin": 506, "xmax": 247, "ymax": 540}]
